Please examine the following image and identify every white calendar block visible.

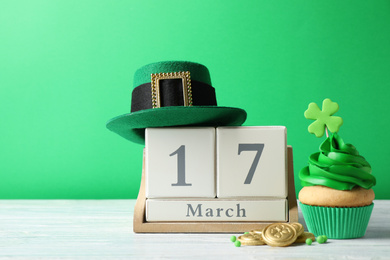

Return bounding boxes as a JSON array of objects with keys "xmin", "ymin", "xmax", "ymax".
[
  {"xmin": 146, "ymin": 127, "xmax": 216, "ymax": 198},
  {"xmin": 217, "ymin": 126, "xmax": 287, "ymax": 198},
  {"xmin": 146, "ymin": 198, "xmax": 287, "ymax": 222}
]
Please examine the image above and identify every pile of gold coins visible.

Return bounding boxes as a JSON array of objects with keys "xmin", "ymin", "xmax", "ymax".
[{"xmin": 232, "ymin": 222, "xmax": 316, "ymax": 247}]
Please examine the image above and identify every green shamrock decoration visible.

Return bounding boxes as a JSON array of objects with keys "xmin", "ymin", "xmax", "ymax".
[{"xmin": 304, "ymin": 98, "xmax": 343, "ymax": 137}]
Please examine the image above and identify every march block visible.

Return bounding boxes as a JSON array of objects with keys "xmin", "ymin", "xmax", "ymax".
[
  {"xmin": 216, "ymin": 126, "xmax": 287, "ymax": 198},
  {"xmin": 146, "ymin": 198, "xmax": 287, "ymax": 222},
  {"xmin": 145, "ymin": 127, "xmax": 216, "ymax": 198}
]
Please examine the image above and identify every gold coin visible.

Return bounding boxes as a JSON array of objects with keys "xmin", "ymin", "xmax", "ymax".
[
  {"xmin": 261, "ymin": 223, "xmax": 297, "ymax": 247},
  {"xmin": 290, "ymin": 222, "xmax": 304, "ymax": 237},
  {"xmin": 237, "ymin": 233, "xmax": 266, "ymax": 246},
  {"xmin": 294, "ymin": 232, "xmax": 315, "ymax": 243},
  {"xmin": 250, "ymin": 229, "xmax": 263, "ymax": 235},
  {"xmin": 249, "ymin": 229, "xmax": 263, "ymax": 240}
]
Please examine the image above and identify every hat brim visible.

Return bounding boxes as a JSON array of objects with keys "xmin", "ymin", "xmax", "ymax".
[{"xmin": 106, "ymin": 106, "xmax": 247, "ymax": 144}]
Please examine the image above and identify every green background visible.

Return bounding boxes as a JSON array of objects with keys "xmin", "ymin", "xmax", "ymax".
[{"xmin": 1, "ymin": 0, "xmax": 389, "ymax": 199}]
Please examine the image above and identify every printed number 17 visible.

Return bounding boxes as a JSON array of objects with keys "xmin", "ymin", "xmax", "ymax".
[{"xmin": 238, "ymin": 143, "xmax": 265, "ymax": 184}]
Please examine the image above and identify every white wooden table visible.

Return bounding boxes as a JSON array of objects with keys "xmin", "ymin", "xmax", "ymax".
[{"xmin": 1, "ymin": 200, "xmax": 389, "ymax": 259}]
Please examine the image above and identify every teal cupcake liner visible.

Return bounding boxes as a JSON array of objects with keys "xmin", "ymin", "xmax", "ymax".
[{"xmin": 299, "ymin": 202, "xmax": 374, "ymax": 239}]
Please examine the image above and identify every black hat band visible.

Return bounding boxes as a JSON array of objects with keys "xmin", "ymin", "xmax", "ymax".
[{"xmin": 131, "ymin": 78, "xmax": 217, "ymax": 113}]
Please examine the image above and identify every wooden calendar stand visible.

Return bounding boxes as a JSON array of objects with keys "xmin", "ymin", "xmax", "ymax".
[{"xmin": 133, "ymin": 146, "xmax": 298, "ymax": 233}]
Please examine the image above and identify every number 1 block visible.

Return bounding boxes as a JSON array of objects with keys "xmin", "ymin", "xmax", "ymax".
[
  {"xmin": 145, "ymin": 127, "xmax": 216, "ymax": 198},
  {"xmin": 216, "ymin": 126, "xmax": 287, "ymax": 198}
]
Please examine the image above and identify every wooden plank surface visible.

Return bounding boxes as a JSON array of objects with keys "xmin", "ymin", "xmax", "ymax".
[{"xmin": 0, "ymin": 200, "xmax": 389, "ymax": 259}]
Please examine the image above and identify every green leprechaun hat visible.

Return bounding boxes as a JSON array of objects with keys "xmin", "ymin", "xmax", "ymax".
[{"xmin": 106, "ymin": 61, "xmax": 247, "ymax": 144}]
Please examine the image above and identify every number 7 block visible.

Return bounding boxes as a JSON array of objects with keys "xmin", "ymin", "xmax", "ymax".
[{"xmin": 216, "ymin": 126, "xmax": 287, "ymax": 198}]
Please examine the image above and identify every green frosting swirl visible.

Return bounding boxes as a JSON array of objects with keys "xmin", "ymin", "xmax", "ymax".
[{"xmin": 299, "ymin": 133, "xmax": 376, "ymax": 190}]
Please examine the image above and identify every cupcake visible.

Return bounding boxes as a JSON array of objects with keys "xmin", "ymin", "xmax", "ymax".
[{"xmin": 299, "ymin": 99, "xmax": 376, "ymax": 239}]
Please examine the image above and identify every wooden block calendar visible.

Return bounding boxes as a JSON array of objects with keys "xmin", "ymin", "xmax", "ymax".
[{"xmin": 133, "ymin": 127, "xmax": 298, "ymax": 233}]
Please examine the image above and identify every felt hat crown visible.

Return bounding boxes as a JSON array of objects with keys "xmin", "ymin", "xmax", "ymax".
[{"xmin": 106, "ymin": 61, "xmax": 247, "ymax": 144}]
